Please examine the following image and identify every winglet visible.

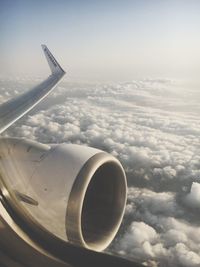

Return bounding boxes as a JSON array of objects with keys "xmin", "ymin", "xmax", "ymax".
[{"xmin": 41, "ymin": 44, "xmax": 65, "ymax": 75}]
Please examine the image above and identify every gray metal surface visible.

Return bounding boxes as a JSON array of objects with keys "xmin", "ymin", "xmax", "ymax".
[
  {"xmin": 0, "ymin": 194, "xmax": 142, "ymax": 267},
  {"xmin": 0, "ymin": 45, "xmax": 65, "ymax": 134}
]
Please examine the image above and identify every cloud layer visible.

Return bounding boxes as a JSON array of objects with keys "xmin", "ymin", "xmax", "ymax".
[{"xmin": 1, "ymin": 77, "xmax": 200, "ymax": 266}]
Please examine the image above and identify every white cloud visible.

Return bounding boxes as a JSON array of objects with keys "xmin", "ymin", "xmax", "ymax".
[
  {"xmin": 115, "ymin": 187, "xmax": 200, "ymax": 266},
  {"xmin": 117, "ymin": 221, "xmax": 159, "ymax": 260}
]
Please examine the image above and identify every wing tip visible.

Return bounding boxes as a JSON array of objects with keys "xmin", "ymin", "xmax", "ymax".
[{"xmin": 41, "ymin": 44, "xmax": 66, "ymax": 75}]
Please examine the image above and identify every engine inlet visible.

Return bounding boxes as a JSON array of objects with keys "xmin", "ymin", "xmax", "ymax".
[{"xmin": 66, "ymin": 152, "xmax": 127, "ymax": 251}]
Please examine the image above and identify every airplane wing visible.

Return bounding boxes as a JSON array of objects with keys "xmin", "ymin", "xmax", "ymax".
[
  {"xmin": 0, "ymin": 45, "xmax": 65, "ymax": 134},
  {"xmin": 0, "ymin": 46, "xmax": 144, "ymax": 266}
]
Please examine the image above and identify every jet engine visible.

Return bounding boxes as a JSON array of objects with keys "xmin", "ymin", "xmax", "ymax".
[{"xmin": 0, "ymin": 138, "xmax": 127, "ymax": 252}]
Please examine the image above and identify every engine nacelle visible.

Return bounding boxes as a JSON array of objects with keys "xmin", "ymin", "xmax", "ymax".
[{"xmin": 0, "ymin": 138, "xmax": 127, "ymax": 251}]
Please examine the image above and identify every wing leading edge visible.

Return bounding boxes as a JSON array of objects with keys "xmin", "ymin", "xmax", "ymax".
[{"xmin": 0, "ymin": 45, "xmax": 65, "ymax": 134}]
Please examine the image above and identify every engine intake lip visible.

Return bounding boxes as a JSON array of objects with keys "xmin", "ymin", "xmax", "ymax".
[{"xmin": 65, "ymin": 152, "xmax": 127, "ymax": 251}]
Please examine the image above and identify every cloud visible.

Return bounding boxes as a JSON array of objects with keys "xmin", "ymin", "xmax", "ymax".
[
  {"xmin": 184, "ymin": 182, "xmax": 200, "ymax": 209},
  {"xmin": 114, "ymin": 186, "xmax": 200, "ymax": 266},
  {"xmin": 117, "ymin": 221, "xmax": 159, "ymax": 260},
  {"xmin": 2, "ymin": 77, "xmax": 200, "ymax": 266}
]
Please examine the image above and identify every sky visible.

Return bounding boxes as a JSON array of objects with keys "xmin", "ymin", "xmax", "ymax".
[
  {"xmin": 1, "ymin": 2, "xmax": 200, "ymax": 265},
  {"xmin": 0, "ymin": 0, "xmax": 200, "ymax": 81},
  {"xmin": 2, "ymin": 77, "xmax": 200, "ymax": 267}
]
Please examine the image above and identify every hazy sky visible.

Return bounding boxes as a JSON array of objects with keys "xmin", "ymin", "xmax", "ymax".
[{"xmin": 1, "ymin": 0, "xmax": 200, "ymax": 81}]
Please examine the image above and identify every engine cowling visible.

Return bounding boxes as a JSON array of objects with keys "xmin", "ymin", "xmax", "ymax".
[{"xmin": 0, "ymin": 138, "xmax": 127, "ymax": 251}]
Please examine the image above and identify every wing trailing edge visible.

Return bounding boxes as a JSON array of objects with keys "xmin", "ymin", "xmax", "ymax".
[{"xmin": 0, "ymin": 45, "xmax": 66, "ymax": 134}]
